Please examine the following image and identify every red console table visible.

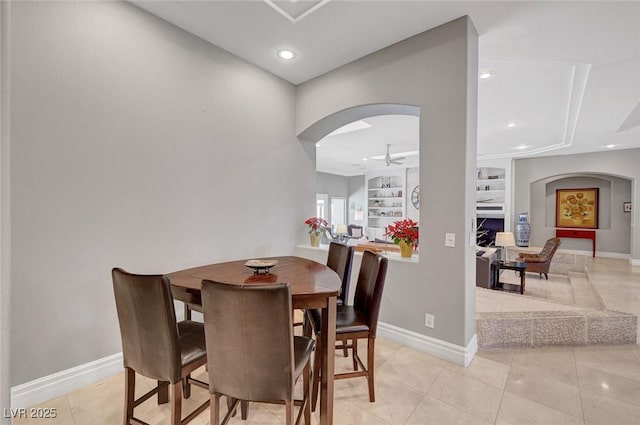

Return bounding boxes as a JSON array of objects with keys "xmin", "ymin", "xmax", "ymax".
[{"xmin": 555, "ymin": 229, "xmax": 596, "ymax": 257}]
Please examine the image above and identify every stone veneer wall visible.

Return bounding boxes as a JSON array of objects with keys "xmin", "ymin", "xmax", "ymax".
[
  {"xmin": 477, "ymin": 310, "xmax": 637, "ymax": 348},
  {"xmin": 508, "ymin": 247, "xmax": 588, "ymax": 275}
]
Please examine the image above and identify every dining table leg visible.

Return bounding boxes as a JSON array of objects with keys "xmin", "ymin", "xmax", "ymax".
[{"xmin": 319, "ymin": 295, "xmax": 336, "ymax": 425}]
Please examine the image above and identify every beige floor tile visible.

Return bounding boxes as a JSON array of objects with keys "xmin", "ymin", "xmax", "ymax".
[
  {"xmin": 66, "ymin": 371, "xmax": 152, "ymax": 409},
  {"xmin": 510, "ymin": 349, "xmax": 578, "ymax": 386},
  {"xmin": 495, "ymin": 392, "xmax": 583, "ymax": 425},
  {"xmin": 427, "ymin": 369, "xmax": 503, "ymax": 423},
  {"xmin": 476, "ymin": 348, "xmax": 516, "ymax": 366},
  {"xmin": 577, "ymin": 364, "xmax": 640, "ymax": 406},
  {"xmin": 505, "ymin": 366, "xmax": 583, "ymax": 418},
  {"xmin": 574, "ymin": 346, "xmax": 640, "ymax": 381},
  {"xmin": 345, "ymin": 372, "xmax": 425, "ymax": 424},
  {"xmin": 12, "ymin": 396, "xmax": 75, "ymax": 425},
  {"xmin": 581, "ymin": 388, "xmax": 640, "ymax": 425},
  {"xmin": 324, "ymin": 399, "xmax": 392, "ymax": 425},
  {"xmin": 376, "ymin": 337, "xmax": 404, "ymax": 351},
  {"xmin": 404, "ymin": 394, "xmax": 492, "ymax": 425},
  {"xmin": 446, "ymin": 354, "xmax": 510, "ymax": 389},
  {"xmin": 375, "ymin": 351, "xmax": 445, "ymax": 393},
  {"xmin": 333, "ymin": 375, "xmax": 371, "ymax": 403},
  {"xmin": 630, "ymin": 344, "xmax": 640, "ymax": 363},
  {"xmin": 394, "ymin": 345, "xmax": 451, "ymax": 368},
  {"xmin": 227, "ymin": 402, "xmax": 287, "ymax": 425},
  {"xmin": 70, "ymin": 393, "xmax": 129, "ymax": 425}
]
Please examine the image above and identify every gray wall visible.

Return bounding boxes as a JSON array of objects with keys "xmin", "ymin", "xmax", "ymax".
[
  {"xmin": 514, "ymin": 149, "xmax": 640, "ymax": 261},
  {"xmin": 348, "ymin": 175, "xmax": 365, "ymax": 226},
  {"xmin": 297, "ymin": 17, "xmax": 479, "ymax": 347},
  {"xmin": 9, "ymin": 1, "xmax": 313, "ymax": 386},
  {"xmin": 0, "ymin": 0, "xmax": 10, "ymax": 420},
  {"xmin": 316, "ymin": 172, "xmax": 349, "ymax": 198},
  {"xmin": 316, "ymin": 171, "xmax": 348, "ymax": 231}
]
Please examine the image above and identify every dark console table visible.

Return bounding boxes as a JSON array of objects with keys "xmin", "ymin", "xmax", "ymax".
[
  {"xmin": 492, "ymin": 261, "xmax": 527, "ymax": 294},
  {"xmin": 555, "ymin": 228, "xmax": 596, "ymax": 257}
]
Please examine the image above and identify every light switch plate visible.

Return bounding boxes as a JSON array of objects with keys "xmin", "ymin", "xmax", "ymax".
[{"xmin": 445, "ymin": 233, "xmax": 455, "ymax": 247}]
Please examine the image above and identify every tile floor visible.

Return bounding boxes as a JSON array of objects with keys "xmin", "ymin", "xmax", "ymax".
[{"xmin": 13, "ymin": 258, "xmax": 640, "ymax": 425}]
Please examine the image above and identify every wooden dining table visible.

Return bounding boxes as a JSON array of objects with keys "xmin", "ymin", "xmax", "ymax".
[{"xmin": 167, "ymin": 255, "xmax": 341, "ymax": 425}]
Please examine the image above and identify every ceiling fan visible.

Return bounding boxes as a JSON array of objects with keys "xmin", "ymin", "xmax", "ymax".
[{"xmin": 375, "ymin": 144, "xmax": 406, "ymax": 167}]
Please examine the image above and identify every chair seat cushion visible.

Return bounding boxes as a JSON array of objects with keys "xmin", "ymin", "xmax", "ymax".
[
  {"xmin": 178, "ymin": 320, "xmax": 207, "ymax": 367},
  {"xmin": 518, "ymin": 253, "xmax": 547, "ymax": 263},
  {"xmin": 305, "ymin": 306, "xmax": 369, "ymax": 336},
  {"xmin": 293, "ymin": 336, "xmax": 315, "ymax": 380},
  {"xmin": 336, "ymin": 306, "xmax": 369, "ymax": 334}
]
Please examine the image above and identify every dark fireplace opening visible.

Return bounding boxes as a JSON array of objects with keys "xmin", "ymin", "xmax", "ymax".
[{"xmin": 477, "ymin": 217, "xmax": 504, "ymax": 247}]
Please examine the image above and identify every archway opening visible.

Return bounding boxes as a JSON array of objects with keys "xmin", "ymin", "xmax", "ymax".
[{"xmin": 300, "ymin": 104, "xmax": 420, "ymax": 244}]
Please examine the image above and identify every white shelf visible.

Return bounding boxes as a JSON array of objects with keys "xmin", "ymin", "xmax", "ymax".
[
  {"xmin": 477, "ymin": 178, "xmax": 505, "ymax": 184},
  {"xmin": 366, "ymin": 173, "xmax": 406, "ymax": 241},
  {"xmin": 369, "ymin": 216, "xmax": 404, "ymax": 219},
  {"xmin": 369, "ymin": 186, "xmax": 403, "ymax": 191},
  {"xmin": 476, "ymin": 190, "xmax": 503, "ymax": 195},
  {"xmin": 476, "ymin": 167, "xmax": 506, "ymax": 218}
]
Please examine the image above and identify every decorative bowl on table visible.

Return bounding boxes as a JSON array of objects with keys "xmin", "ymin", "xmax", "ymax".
[{"xmin": 244, "ymin": 259, "xmax": 279, "ymax": 275}]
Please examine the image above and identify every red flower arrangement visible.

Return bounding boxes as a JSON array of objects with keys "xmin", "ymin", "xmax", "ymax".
[
  {"xmin": 305, "ymin": 216, "xmax": 329, "ymax": 235},
  {"xmin": 385, "ymin": 218, "xmax": 419, "ymax": 245}
]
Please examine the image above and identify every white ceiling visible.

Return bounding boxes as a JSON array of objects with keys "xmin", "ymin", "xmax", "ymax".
[{"xmin": 133, "ymin": 0, "xmax": 640, "ymax": 176}]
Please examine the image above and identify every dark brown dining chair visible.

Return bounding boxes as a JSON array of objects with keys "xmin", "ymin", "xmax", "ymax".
[
  {"xmin": 304, "ymin": 242, "xmax": 355, "ymax": 355},
  {"xmin": 201, "ymin": 280, "xmax": 314, "ymax": 425},
  {"xmin": 306, "ymin": 249, "xmax": 388, "ymax": 410},
  {"xmin": 112, "ymin": 268, "xmax": 209, "ymax": 425}
]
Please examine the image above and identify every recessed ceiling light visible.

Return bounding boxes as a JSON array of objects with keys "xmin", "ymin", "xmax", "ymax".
[
  {"xmin": 479, "ymin": 71, "xmax": 494, "ymax": 80},
  {"xmin": 514, "ymin": 145, "xmax": 529, "ymax": 150},
  {"xmin": 362, "ymin": 158, "xmax": 368, "ymax": 161},
  {"xmin": 507, "ymin": 122, "xmax": 517, "ymax": 128},
  {"xmin": 605, "ymin": 144, "xmax": 615, "ymax": 149},
  {"xmin": 277, "ymin": 49, "xmax": 296, "ymax": 60}
]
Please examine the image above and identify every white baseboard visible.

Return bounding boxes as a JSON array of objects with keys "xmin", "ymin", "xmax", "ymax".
[
  {"xmin": 595, "ymin": 251, "xmax": 631, "ymax": 260},
  {"xmin": 11, "ymin": 353, "xmax": 123, "ymax": 409},
  {"xmin": 630, "ymin": 258, "xmax": 640, "ymax": 266},
  {"xmin": 378, "ymin": 322, "xmax": 477, "ymax": 367}
]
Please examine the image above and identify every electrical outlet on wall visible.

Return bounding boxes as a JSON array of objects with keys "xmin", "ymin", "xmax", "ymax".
[{"xmin": 425, "ymin": 313, "xmax": 435, "ymax": 328}]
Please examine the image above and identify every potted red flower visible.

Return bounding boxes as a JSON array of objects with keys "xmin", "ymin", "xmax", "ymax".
[
  {"xmin": 384, "ymin": 218, "xmax": 419, "ymax": 258},
  {"xmin": 305, "ymin": 216, "xmax": 329, "ymax": 247}
]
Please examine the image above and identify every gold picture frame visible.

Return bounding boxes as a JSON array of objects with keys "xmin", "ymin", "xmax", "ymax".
[{"xmin": 556, "ymin": 188, "xmax": 599, "ymax": 229}]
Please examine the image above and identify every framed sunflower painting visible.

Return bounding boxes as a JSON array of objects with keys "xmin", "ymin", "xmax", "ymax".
[{"xmin": 556, "ymin": 188, "xmax": 599, "ymax": 229}]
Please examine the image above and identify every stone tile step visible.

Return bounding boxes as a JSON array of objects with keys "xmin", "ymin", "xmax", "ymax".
[{"xmin": 476, "ymin": 310, "xmax": 638, "ymax": 349}]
